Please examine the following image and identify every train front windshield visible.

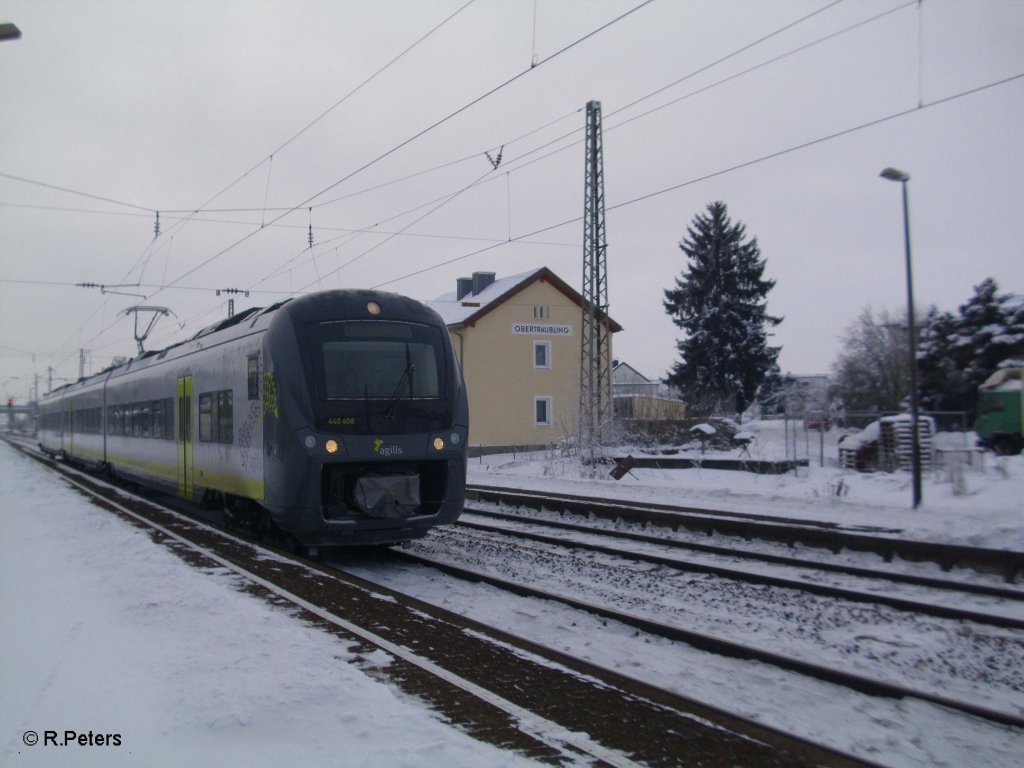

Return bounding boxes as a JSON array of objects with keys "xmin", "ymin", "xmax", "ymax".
[
  {"xmin": 320, "ymin": 322, "xmax": 442, "ymax": 400},
  {"xmin": 308, "ymin": 320, "xmax": 451, "ymax": 432}
]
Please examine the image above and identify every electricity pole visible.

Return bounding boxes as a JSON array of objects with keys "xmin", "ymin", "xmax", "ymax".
[{"xmin": 578, "ymin": 100, "xmax": 613, "ymax": 458}]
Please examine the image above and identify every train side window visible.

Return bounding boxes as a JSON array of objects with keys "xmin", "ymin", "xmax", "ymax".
[
  {"xmin": 132, "ymin": 404, "xmax": 142, "ymax": 437},
  {"xmin": 164, "ymin": 398, "xmax": 175, "ymax": 440},
  {"xmin": 141, "ymin": 404, "xmax": 152, "ymax": 438},
  {"xmin": 218, "ymin": 390, "xmax": 233, "ymax": 443},
  {"xmin": 199, "ymin": 393, "xmax": 214, "ymax": 442},
  {"xmin": 152, "ymin": 401, "xmax": 163, "ymax": 439},
  {"xmin": 247, "ymin": 355, "xmax": 259, "ymax": 400},
  {"xmin": 199, "ymin": 390, "xmax": 233, "ymax": 443}
]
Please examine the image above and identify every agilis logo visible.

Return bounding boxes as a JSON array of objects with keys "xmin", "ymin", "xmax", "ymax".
[{"xmin": 373, "ymin": 438, "xmax": 403, "ymax": 457}]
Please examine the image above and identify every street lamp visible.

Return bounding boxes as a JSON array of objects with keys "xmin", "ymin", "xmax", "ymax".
[{"xmin": 880, "ymin": 167, "xmax": 922, "ymax": 508}]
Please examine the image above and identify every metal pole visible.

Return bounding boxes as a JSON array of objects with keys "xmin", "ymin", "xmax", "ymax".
[
  {"xmin": 881, "ymin": 168, "xmax": 922, "ymax": 508},
  {"xmin": 900, "ymin": 179, "xmax": 923, "ymax": 508}
]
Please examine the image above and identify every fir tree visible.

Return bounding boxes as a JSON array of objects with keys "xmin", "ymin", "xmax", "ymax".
[
  {"xmin": 913, "ymin": 277, "xmax": 1024, "ymax": 420},
  {"xmin": 999, "ymin": 293, "xmax": 1024, "ymax": 368},
  {"xmin": 663, "ymin": 201, "xmax": 781, "ymax": 415},
  {"xmin": 916, "ymin": 307, "xmax": 964, "ymax": 412},
  {"xmin": 953, "ymin": 278, "xmax": 1016, "ymax": 401}
]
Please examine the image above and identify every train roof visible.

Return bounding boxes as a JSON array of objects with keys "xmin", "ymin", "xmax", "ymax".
[
  {"xmin": 41, "ymin": 289, "xmax": 440, "ymax": 400},
  {"xmin": 43, "ymin": 298, "xmax": 295, "ymax": 398}
]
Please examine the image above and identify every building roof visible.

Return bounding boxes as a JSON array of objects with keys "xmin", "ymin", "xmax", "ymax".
[
  {"xmin": 612, "ymin": 360, "xmax": 651, "ymax": 382},
  {"xmin": 428, "ymin": 267, "xmax": 622, "ymax": 332}
]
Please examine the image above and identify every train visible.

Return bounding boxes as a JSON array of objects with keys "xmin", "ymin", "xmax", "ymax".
[
  {"xmin": 38, "ymin": 289, "xmax": 469, "ymax": 549},
  {"xmin": 976, "ymin": 368, "xmax": 1023, "ymax": 455}
]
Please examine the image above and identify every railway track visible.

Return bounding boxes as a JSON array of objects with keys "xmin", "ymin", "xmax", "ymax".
[
  {"xmin": 466, "ymin": 484, "xmax": 1024, "ymax": 582},
  {"xmin": 391, "ymin": 531, "xmax": 1024, "ymax": 730},
  {"xmin": 457, "ymin": 508, "xmax": 1024, "ymax": 629},
  {"xmin": 7, "ymin": 440, "xmax": 868, "ymax": 768}
]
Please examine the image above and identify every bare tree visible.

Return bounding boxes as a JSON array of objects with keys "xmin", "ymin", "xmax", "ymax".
[{"xmin": 831, "ymin": 307, "xmax": 911, "ymax": 412}]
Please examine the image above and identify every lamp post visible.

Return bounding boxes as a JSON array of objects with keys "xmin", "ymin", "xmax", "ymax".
[{"xmin": 880, "ymin": 167, "xmax": 922, "ymax": 508}]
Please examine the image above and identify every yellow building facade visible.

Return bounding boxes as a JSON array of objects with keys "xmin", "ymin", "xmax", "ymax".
[{"xmin": 430, "ymin": 268, "xmax": 621, "ymax": 452}]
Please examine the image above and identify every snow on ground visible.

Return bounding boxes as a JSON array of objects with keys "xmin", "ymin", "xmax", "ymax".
[
  {"xmin": 0, "ymin": 442, "xmax": 541, "ymax": 768},
  {"xmin": 2, "ymin": 421, "xmax": 1023, "ymax": 767},
  {"xmin": 468, "ymin": 420, "xmax": 1024, "ymax": 551}
]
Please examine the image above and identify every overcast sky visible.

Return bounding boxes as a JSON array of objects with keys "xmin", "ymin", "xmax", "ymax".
[{"xmin": 1, "ymin": 0, "xmax": 1022, "ymax": 400}]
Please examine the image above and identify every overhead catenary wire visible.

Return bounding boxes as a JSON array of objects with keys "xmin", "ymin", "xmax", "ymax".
[
  {"xmin": 20, "ymin": 0, "xmax": 483, "ymax": 371},
  {"xmin": 368, "ymin": 70, "xmax": 1024, "ymax": 293},
  {"xmin": 0, "ymin": 0, "xmax": 936, "ymax": 308},
  {"xmin": 15, "ymin": 2, "xmax": 1014, "ymax": 375},
  {"xmin": 110, "ymin": 1, "xmax": 483, "ymax": 298},
  {"xmin": 0, "ymin": 0, "xmax": 861, "ymax": 240},
  {"xmin": 242, "ymin": 0, "xmax": 907, "ymax": 270},
  {"xmin": 31, "ymin": 0, "xmax": 483, "ymax": 368},
  {"xmin": 148, "ymin": 0, "xmax": 655, "ymax": 300},
  {"xmin": 250, "ymin": 0, "xmax": 923, "ymax": 293},
  {"xmin": 474, "ymin": 0, "xmax": 919, "ymax": 185},
  {"xmin": 41, "ymin": 2, "xmax": 656, "ymax": 369},
  {"xmin": 166, "ymin": 0, "xmax": 849, "ymax": 221},
  {"xmin": 50, "ymin": 68, "xmax": 1024, "ymax": 362},
  {"xmin": 0, "ymin": 172, "xmax": 155, "ymax": 213}
]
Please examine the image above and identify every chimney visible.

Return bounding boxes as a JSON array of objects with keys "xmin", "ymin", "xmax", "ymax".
[
  {"xmin": 456, "ymin": 277, "xmax": 473, "ymax": 301},
  {"xmin": 472, "ymin": 271, "xmax": 496, "ymax": 295}
]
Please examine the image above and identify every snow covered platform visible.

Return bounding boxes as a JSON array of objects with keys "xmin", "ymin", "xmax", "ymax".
[{"xmin": 613, "ymin": 455, "xmax": 809, "ymax": 474}]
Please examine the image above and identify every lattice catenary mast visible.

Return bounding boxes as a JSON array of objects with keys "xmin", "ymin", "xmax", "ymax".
[{"xmin": 578, "ymin": 100, "xmax": 613, "ymax": 455}]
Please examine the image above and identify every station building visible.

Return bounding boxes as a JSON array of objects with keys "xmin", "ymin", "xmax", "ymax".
[{"xmin": 429, "ymin": 268, "xmax": 622, "ymax": 454}]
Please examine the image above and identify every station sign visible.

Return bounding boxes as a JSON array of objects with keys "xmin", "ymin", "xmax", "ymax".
[{"xmin": 511, "ymin": 323, "xmax": 573, "ymax": 336}]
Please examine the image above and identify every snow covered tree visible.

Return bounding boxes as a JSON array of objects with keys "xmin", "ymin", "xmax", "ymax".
[
  {"xmin": 663, "ymin": 201, "xmax": 781, "ymax": 415},
  {"xmin": 755, "ymin": 366, "xmax": 789, "ymax": 416},
  {"xmin": 999, "ymin": 293, "xmax": 1024, "ymax": 369},
  {"xmin": 916, "ymin": 307, "xmax": 964, "ymax": 412},
  {"xmin": 954, "ymin": 278, "xmax": 1024, "ymax": 393},
  {"xmin": 953, "ymin": 277, "xmax": 1011, "ymax": 396},
  {"xmin": 936, "ymin": 277, "xmax": 1024, "ymax": 419},
  {"xmin": 837, "ymin": 279, "xmax": 1022, "ymax": 421}
]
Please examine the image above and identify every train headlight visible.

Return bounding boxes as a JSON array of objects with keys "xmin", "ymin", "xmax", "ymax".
[
  {"xmin": 432, "ymin": 437, "xmax": 445, "ymax": 451},
  {"xmin": 450, "ymin": 432, "xmax": 461, "ymax": 445},
  {"xmin": 325, "ymin": 439, "xmax": 340, "ymax": 454},
  {"xmin": 366, "ymin": 301, "xmax": 381, "ymax": 316},
  {"xmin": 303, "ymin": 435, "xmax": 316, "ymax": 449}
]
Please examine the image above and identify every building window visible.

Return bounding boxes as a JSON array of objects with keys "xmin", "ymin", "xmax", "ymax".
[
  {"xmin": 533, "ymin": 340, "xmax": 551, "ymax": 370},
  {"xmin": 534, "ymin": 396, "xmax": 552, "ymax": 426},
  {"xmin": 533, "ymin": 305, "xmax": 551, "ymax": 319}
]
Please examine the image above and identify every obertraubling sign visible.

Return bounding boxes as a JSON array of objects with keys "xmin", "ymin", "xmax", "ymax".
[{"xmin": 511, "ymin": 323, "xmax": 573, "ymax": 336}]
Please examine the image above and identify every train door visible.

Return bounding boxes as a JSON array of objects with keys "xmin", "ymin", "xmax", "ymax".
[{"xmin": 177, "ymin": 376, "xmax": 194, "ymax": 500}]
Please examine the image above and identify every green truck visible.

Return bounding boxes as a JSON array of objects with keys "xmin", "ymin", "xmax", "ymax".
[{"xmin": 976, "ymin": 368, "xmax": 1023, "ymax": 455}]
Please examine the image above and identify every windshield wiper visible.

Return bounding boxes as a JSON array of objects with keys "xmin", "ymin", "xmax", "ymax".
[{"xmin": 385, "ymin": 344, "xmax": 414, "ymax": 420}]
